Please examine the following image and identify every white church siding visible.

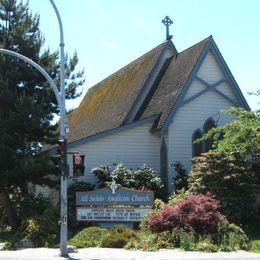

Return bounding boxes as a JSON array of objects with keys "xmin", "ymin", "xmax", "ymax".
[
  {"xmin": 197, "ymin": 51, "xmax": 224, "ymax": 84},
  {"xmin": 215, "ymin": 81, "xmax": 238, "ymax": 102},
  {"xmin": 184, "ymin": 79, "xmax": 207, "ymax": 100},
  {"xmin": 69, "ymin": 122, "xmax": 161, "ymax": 184},
  {"xmin": 167, "ymin": 51, "xmax": 238, "ymax": 190}
]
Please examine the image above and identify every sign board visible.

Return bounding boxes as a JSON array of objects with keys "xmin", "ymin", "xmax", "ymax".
[
  {"xmin": 77, "ymin": 207, "xmax": 151, "ymax": 222},
  {"xmin": 76, "ymin": 186, "xmax": 154, "ymax": 206}
]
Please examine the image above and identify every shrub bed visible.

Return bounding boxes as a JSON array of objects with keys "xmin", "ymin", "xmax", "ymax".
[
  {"xmin": 148, "ymin": 193, "xmax": 225, "ymax": 235},
  {"xmin": 125, "ymin": 193, "xmax": 251, "ymax": 252},
  {"xmin": 69, "ymin": 225, "xmax": 137, "ymax": 249}
]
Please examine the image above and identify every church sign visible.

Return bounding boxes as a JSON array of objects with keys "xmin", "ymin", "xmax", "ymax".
[
  {"xmin": 76, "ymin": 183, "xmax": 154, "ymax": 222},
  {"xmin": 77, "ymin": 207, "xmax": 151, "ymax": 222},
  {"xmin": 76, "ymin": 186, "xmax": 154, "ymax": 206}
]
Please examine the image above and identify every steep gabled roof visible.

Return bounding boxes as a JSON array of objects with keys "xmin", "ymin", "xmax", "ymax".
[
  {"xmin": 137, "ymin": 36, "xmax": 211, "ymax": 129},
  {"xmin": 67, "ymin": 41, "xmax": 170, "ymax": 143}
]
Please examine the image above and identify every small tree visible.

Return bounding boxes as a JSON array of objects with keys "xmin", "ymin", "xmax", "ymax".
[
  {"xmin": 188, "ymin": 150, "xmax": 257, "ymax": 222},
  {"xmin": 172, "ymin": 162, "xmax": 188, "ymax": 191}
]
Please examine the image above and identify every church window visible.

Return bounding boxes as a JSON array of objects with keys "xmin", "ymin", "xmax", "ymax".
[
  {"xmin": 192, "ymin": 129, "xmax": 203, "ymax": 157},
  {"xmin": 203, "ymin": 118, "xmax": 216, "ymax": 152}
]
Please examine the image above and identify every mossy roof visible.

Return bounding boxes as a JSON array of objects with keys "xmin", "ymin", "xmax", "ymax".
[
  {"xmin": 67, "ymin": 41, "xmax": 167, "ymax": 143},
  {"xmin": 65, "ymin": 36, "xmax": 210, "ymax": 144}
]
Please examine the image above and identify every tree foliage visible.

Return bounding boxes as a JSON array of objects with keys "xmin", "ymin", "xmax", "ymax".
[
  {"xmin": 204, "ymin": 107, "xmax": 260, "ymax": 159},
  {"xmin": 172, "ymin": 161, "xmax": 188, "ymax": 191},
  {"xmin": 188, "ymin": 150, "xmax": 257, "ymax": 222},
  {"xmin": 0, "ymin": 0, "xmax": 84, "ymax": 230}
]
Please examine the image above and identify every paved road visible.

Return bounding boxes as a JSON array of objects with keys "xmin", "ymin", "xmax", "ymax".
[{"xmin": 0, "ymin": 248, "xmax": 260, "ymax": 260}]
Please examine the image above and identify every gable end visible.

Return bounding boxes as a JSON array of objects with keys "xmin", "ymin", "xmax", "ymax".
[{"xmin": 161, "ymin": 36, "xmax": 250, "ymax": 134}]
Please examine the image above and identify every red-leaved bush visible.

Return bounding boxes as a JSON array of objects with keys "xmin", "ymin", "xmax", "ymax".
[{"xmin": 148, "ymin": 193, "xmax": 225, "ymax": 235}]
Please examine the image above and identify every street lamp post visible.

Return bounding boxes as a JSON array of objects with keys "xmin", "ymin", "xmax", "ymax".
[{"xmin": 49, "ymin": 0, "xmax": 68, "ymax": 256}]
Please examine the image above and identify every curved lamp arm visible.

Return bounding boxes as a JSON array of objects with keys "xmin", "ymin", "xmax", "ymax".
[{"xmin": 0, "ymin": 48, "xmax": 61, "ymax": 110}]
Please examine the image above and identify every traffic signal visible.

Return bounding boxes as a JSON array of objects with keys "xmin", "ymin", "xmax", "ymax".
[
  {"xmin": 73, "ymin": 153, "xmax": 85, "ymax": 177},
  {"xmin": 51, "ymin": 139, "xmax": 67, "ymax": 175}
]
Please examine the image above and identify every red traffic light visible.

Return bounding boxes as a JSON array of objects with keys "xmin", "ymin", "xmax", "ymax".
[{"xmin": 73, "ymin": 153, "xmax": 85, "ymax": 177}]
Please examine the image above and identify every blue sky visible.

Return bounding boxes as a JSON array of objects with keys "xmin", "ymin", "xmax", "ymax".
[{"xmin": 28, "ymin": 0, "xmax": 259, "ymax": 111}]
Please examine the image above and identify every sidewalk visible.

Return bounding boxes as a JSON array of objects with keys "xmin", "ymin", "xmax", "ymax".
[{"xmin": 0, "ymin": 248, "xmax": 259, "ymax": 260}]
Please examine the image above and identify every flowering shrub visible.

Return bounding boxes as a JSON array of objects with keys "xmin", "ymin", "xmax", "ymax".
[
  {"xmin": 92, "ymin": 163, "xmax": 165, "ymax": 198},
  {"xmin": 148, "ymin": 193, "xmax": 225, "ymax": 235}
]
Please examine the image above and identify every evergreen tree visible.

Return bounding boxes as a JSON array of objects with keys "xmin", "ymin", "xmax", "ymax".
[{"xmin": 0, "ymin": 0, "xmax": 84, "ymax": 231}]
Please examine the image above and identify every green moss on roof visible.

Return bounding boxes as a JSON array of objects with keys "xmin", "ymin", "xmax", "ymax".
[{"xmin": 67, "ymin": 42, "xmax": 167, "ymax": 143}]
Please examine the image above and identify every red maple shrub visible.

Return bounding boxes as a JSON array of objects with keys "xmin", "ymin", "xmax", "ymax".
[{"xmin": 148, "ymin": 193, "xmax": 226, "ymax": 235}]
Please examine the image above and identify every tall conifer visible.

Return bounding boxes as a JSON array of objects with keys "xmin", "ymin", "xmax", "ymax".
[{"xmin": 0, "ymin": 0, "xmax": 84, "ymax": 230}]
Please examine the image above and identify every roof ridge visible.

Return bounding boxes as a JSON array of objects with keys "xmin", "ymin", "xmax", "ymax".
[{"xmin": 176, "ymin": 35, "xmax": 212, "ymax": 56}]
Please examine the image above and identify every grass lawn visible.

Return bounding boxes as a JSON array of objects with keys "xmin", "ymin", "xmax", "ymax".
[{"xmin": 243, "ymin": 219, "xmax": 260, "ymax": 253}]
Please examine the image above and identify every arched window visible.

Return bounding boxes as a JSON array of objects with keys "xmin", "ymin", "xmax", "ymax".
[
  {"xmin": 160, "ymin": 138, "xmax": 168, "ymax": 191},
  {"xmin": 203, "ymin": 118, "xmax": 216, "ymax": 152},
  {"xmin": 192, "ymin": 129, "xmax": 203, "ymax": 157}
]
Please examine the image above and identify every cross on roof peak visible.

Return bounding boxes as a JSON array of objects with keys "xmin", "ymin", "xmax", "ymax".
[{"xmin": 162, "ymin": 16, "xmax": 173, "ymax": 41}]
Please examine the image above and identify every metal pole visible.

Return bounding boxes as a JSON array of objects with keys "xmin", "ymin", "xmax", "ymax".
[{"xmin": 49, "ymin": 0, "xmax": 68, "ymax": 256}]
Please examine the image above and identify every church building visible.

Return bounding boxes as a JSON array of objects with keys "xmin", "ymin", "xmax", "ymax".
[{"xmin": 49, "ymin": 17, "xmax": 249, "ymax": 193}]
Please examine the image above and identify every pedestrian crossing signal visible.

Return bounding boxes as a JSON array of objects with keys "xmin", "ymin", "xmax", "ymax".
[{"xmin": 73, "ymin": 154, "xmax": 85, "ymax": 177}]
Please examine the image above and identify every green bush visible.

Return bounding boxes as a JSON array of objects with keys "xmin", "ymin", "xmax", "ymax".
[
  {"xmin": 17, "ymin": 204, "xmax": 60, "ymax": 247},
  {"xmin": 172, "ymin": 161, "xmax": 188, "ymax": 191},
  {"xmin": 153, "ymin": 231, "xmax": 175, "ymax": 249},
  {"xmin": 69, "ymin": 225, "xmax": 137, "ymax": 249},
  {"xmin": 178, "ymin": 228, "xmax": 197, "ymax": 251},
  {"xmin": 218, "ymin": 223, "xmax": 251, "ymax": 251},
  {"xmin": 126, "ymin": 229, "xmax": 185, "ymax": 251},
  {"xmin": 92, "ymin": 163, "xmax": 165, "ymax": 198},
  {"xmin": 101, "ymin": 233, "xmax": 131, "ymax": 248},
  {"xmin": 188, "ymin": 150, "xmax": 257, "ymax": 223},
  {"xmin": 168, "ymin": 189, "xmax": 187, "ymax": 205},
  {"xmin": 196, "ymin": 238, "xmax": 218, "ymax": 252},
  {"xmin": 139, "ymin": 199, "xmax": 165, "ymax": 231},
  {"xmin": 100, "ymin": 225, "xmax": 137, "ymax": 248},
  {"xmin": 68, "ymin": 226, "xmax": 107, "ymax": 248},
  {"xmin": 152, "ymin": 198, "xmax": 166, "ymax": 212}
]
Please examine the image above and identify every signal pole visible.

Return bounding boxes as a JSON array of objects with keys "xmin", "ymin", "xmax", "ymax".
[{"xmin": 49, "ymin": 0, "xmax": 68, "ymax": 256}]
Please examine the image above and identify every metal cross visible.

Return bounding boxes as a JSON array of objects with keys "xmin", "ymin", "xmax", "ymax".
[
  {"xmin": 109, "ymin": 181, "xmax": 118, "ymax": 194},
  {"xmin": 162, "ymin": 16, "xmax": 173, "ymax": 40}
]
